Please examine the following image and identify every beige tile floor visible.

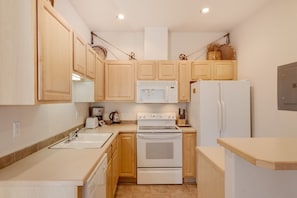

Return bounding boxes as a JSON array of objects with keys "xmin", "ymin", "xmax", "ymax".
[{"xmin": 115, "ymin": 183, "xmax": 197, "ymax": 198}]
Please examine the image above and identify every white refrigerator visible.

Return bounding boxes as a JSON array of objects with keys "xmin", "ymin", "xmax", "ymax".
[{"xmin": 188, "ymin": 80, "xmax": 251, "ymax": 146}]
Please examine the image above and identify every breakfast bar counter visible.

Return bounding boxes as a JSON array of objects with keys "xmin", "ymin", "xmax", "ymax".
[{"xmin": 218, "ymin": 137, "xmax": 297, "ymax": 198}]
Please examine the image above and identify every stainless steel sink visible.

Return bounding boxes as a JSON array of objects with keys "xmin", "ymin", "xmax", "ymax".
[{"xmin": 49, "ymin": 132, "xmax": 113, "ymax": 149}]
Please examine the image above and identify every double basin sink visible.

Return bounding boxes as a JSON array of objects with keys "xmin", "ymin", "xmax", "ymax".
[{"xmin": 49, "ymin": 132, "xmax": 113, "ymax": 149}]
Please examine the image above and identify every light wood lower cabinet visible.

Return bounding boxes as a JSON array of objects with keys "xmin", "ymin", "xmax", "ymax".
[
  {"xmin": 183, "ymin": 132, "xmax": 197, "ymax": 179},
  {"xmin": 119, "ymin": 133, "xmax": 136, "ymax": 179},
  {"xmin": 106, "ymin": 136, "xmax": 119, "ymax": 198}
]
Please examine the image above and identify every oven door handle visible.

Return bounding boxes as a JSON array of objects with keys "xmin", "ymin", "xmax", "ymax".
[{"xmin": 137, "ymin": 133, "xmax": 181, "ymax": 140}]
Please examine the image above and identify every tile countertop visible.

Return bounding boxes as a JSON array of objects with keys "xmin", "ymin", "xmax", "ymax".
[
  {"xmin": 0, "ymin": 124, "xmax": 195, "ymax": 186},
  {"xmin": 218, "ymin": 137, "xmax": 297, "ymax": 170}
]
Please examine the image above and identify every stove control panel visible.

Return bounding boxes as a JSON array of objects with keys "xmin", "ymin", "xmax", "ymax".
[{"xmin": 137, "ymin": 113, "xmax": 176, "ymax": 120}]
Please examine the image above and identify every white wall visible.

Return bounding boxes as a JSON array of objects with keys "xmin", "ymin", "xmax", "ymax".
[
  {"xmin": 0, "ymin": 104, "xmax": 88, "ymax": 157},
  {"xmin": 54, "ymin": 0, "xmax": 91, "ymax": 42},
  {"xmin": 231, "ymin": 0, "xmax": 297, "ymax": 137},
  {"xmin": 92, "ymin": 102, "xmax": 187, "ymax": 121},
  {"xmin": 93, "ymin": 31, "xmax": 226, "ymax": 60}
]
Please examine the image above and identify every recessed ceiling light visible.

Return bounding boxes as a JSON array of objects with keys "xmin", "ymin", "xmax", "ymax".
[
  {"xmin": 117, "ymin": 14, "xmax": 125, "ymax": 20},
  {"xmin": 201, "ymin": 7, "xmax": 210, "ymax": 14}
]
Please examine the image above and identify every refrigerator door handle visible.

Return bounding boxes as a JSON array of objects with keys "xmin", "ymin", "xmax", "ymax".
[
  {"xmin": 221, "ymin": 100, "xmax": 225, "ymax": 134},
  {"xmin": 217, "ymin": 100, "xmax": 222, "ymax": 134}
]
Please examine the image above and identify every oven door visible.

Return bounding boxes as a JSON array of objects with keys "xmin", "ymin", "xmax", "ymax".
[{"xmin": 136, "ymin": 133, "xmax": 182, "ymax": 167}]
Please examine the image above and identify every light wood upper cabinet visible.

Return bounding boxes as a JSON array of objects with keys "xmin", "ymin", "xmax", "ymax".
[
  {"xmin": 86, "ymin": 46, "xmax": 96, "ymax": 79},
  {"xmin": 212, "ymin": 60, "xmax": 237, "ymax": 80},
  {"xmin": 137, "ymin": 61, "xmax": 157, "ymax": 80},
  {"xmin": 37, "ymin": 0, "xmax": 72, "ymax": 101},
  {"xmin": 94, "ymin": 55, "xmax": 105, "ymax": 101},
  {"xmin": 191, "ymin": 60, "xmax": 237, "ymax": 81},
  {"xmin": 0, "ymin": 0, "xmax": 73, "ymax": 104},
  {"xmin": 105, "ymin": 61, "xmax": 135, "ymax": 101},
  {"xmin": 191, "ymin": 61, "xmax": 212, "ymax": 80},
  {"xmin": 73, "ymin": 33, "xmax": 86, "ymax": 76},
  {"xmin": 179, "ymin": 61, "xmax": 191, "ymax": 102},
  {"xmin": 119, "ymin": 133, "xmax": 136, "ymax": 178},
  {"xmin": 158, "ymin": 61, "xmax": 178, "ymax": 80},
  {"xmin": 136, "ymin": 60, "xmax": 177, "ymax": 80},
  {"xmin": 183, "ymin": 132, "xmax": 196, "ymax": 178}
]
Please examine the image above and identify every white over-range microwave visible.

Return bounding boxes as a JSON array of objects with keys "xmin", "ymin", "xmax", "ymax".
[{"xmin": 136, "ymin": 80, "xmax": 178, "ymax": 103}]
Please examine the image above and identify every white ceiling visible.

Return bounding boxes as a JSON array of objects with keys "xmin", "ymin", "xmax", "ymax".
[{"xmin": 68, "ymin": 0, "xmax": 272, "ymax": 32}]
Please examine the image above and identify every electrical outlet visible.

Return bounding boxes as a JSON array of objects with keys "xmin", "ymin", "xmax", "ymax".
[
  {"xmin": 13, "ymin": 121, "xmax": 21, "ymax": 137},
  {"xmin": 76, "ymin": 111, "xmax": 79, "ymax": 120}
]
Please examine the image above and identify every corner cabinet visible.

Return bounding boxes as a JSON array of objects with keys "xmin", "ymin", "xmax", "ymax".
[
  {"xmin": 37, "ymin": 0, "xmax": 72, "ymax": 101},
  {"xmin": 105, "ymin": 61, "xmax": 135, "ymax": 101}
]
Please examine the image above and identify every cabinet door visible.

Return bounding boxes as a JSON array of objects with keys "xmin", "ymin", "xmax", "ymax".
[
  {"xmin": 212, "ymin": 60, "xmax": 237, "ymax": 80},
  {"xmin": 86, "ymin": 46, "xmax": 96, "ymax": 79},
  {"xmin": 119, "ymin": 133, "xmax": 136, "ymax": 178},
  {"xmin": 191, "ymin": 61, "xmax": 212, "ymax": 80},
  {"xmin": 73, "ymin": 33, "xmax": 86, "ymax": 76},
  {"xmin": 183, "ymin": 132, "xmax": 196, "ymax": 178},
  {"xmin": 94, "ymin": 55, "xmax": 104, "ymax": 101},
  {"xmin": 38, "ymin": 0, "xmax": 72, "ymax": 101},
  {"xmin": 105, "ymin": 61, "xmax": 135, "ymax": 101},
  {"xmin": 179, "ymin": 61, "xmax": 191, "ymax": 102},
  {"xmin": 137, "ymin": 61, "xmax": 156, "ymax": 80},
  {"xmin": 158, "ymin": 61, "xmax": 178, "ymax": 80}
]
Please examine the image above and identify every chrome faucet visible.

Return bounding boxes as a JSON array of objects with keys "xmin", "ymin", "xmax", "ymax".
[{"xmin": 67, "ymin": 128, "xmax": 80, "ymax": 142}]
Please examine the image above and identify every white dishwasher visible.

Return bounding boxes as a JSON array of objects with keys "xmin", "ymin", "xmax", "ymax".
[{"xmin": 83, "ymin": 153, "xmax": 107, "ymax": 198}]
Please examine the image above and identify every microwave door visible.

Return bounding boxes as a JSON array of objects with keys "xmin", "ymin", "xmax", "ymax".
[{"xmin": 137, "ymin": 87, "xmax": 167, "ymax": 103}]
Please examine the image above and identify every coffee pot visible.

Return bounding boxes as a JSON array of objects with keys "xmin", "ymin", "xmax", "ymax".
[{"xmin": 109, "ymin": 111, "xmax": 120, "ymax": 124}]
